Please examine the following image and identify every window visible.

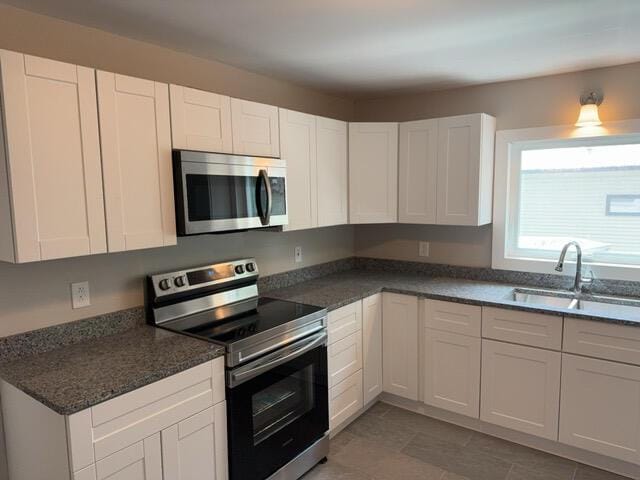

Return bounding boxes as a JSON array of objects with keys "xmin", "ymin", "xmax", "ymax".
[{"xmin": 493, "ymin": 120, "xmax": 640, "ymax": 281}]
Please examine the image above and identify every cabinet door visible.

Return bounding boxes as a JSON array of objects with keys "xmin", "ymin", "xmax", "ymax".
[
  {"xmin": 424, "ymin": 329, "xmax": 480, "ymax": 418},
  {"xmin": 330, "ymin": 370, "xmax": 363, "ymax": 432},
  {"xmin": 382, "ymin": 293, "xmax": 419, "ymax": 400},
  {"xmin": 559, "ymin": 354, "xmax": 640, "ymax": 464},
  {"xmin": 162, "ymin": 403, "xmax": 228, "ymax": 480},
  {"xmin": 169, "ymin": 84, "xmax": 232, "ymax": 153},
  {"xmin": 316, "ymin": 116, "xmax": 348, "ymax": 227},
  {"xmin": 230, "ymin": 98, "xmax": 279, "ymax": 157},
  {"xmin": 436, "ymin": 114, "xmax": 494, "ymax": 226},
  {"xmin": 363, "ymin": 294, "xmax": 383, "ymax": 404},
  {"xmin": 481, "ymin": 340, "xmax": 561, "ymax": 440},
  {"xmin": 97, "ymin": 72, "xmax": 176, "ymax": 252},
  {"xmin": 95, "ymin": 434, "xmax": 162, "ymax": 480},
  {"xmin": 0, "ymin": 50, "xmax": 106, "ymax": 262},
  {"xmin": 348, "ymin": 123, "xmax": 398, "ymax": 224},
  {"xmin": 279, "ymin": 109, "xmax": 317, "ymax": 231},
  {"xmin": 398, "ymin": 119, "xmax": 438, "ymax": 224},
  {"xmin": 328, "ymin": 332, "xmax": 363, "ymax": 388}
]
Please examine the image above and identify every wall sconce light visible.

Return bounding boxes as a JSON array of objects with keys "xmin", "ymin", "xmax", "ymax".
[{"xmin": 576, "ymin": 91, "xmax": 603, "ymax": 127}]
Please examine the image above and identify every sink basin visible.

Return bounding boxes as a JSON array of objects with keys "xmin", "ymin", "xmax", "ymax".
[
  {"xmin": 510, "ymin": 288, "xmax": 640, "ymax": 318},
  {"xmin": 510, "ymin": 288, "xmax": 576, "ymax": 309},
  {"xmin": 573, "ymin": 297, "xmax": 640, "ymax": 317}
]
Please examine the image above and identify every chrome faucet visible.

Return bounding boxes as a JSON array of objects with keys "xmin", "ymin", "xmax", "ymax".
[{"xmin": 555, "ymin": 241, "xmax": 593, "ymax": 294}]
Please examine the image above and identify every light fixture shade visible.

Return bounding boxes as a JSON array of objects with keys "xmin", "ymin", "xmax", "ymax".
[{"xmin": 576, "ymin": 103, "xmax": 602, "ymax": 127}]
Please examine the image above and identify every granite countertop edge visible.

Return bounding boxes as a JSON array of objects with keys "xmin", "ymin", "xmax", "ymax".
[
  {"xmin": 1, "ymin": 347, "xmax": 225, "ymax": 416},
  {"xmin": 266, "ymin": 273, "xmax": 640, "ymax": 327}
]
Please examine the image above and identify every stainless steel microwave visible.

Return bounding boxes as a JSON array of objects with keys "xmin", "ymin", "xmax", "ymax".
[{"xmin": 173, "ymin": 150, "xmax": 288, "ymax": 235}]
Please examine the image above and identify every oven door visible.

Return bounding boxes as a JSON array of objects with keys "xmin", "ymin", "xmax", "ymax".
[
  {"xmin": 175, "ymin": 158, "xmax": 288, "ymax": 235},
  {"xmin": 226, "ymin": 331, "xmax": 329, "ymax": 480}
]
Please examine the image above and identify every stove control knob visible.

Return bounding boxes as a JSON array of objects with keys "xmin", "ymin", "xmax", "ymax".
[
  {"xmin": 246, "ymin": 262, "xmax": 255, "ymax": 273},
  {"xmin": 234, "ymin": 265, "xmax": 245, "ymax": 275},
  {"xmin": 158, "ymin": 279, "xmax": 171, "ymax": 291},
  {"xmin": 174, "ymin": 276, "xmax": 186, "ymax": 288}
]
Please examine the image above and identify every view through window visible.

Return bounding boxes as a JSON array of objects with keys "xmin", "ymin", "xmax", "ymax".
[{"xmin": 513, "ymin": 143, "xmax": 640, "ymax": 266}]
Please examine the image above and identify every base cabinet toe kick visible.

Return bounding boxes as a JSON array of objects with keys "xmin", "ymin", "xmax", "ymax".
[{"xmin": 329, "ymin": 294, "xmax": 640, "ymax": 476}]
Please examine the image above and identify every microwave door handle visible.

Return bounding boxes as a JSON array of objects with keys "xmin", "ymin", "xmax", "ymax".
[
  {"xmin": 256, "ymin": 169, "xmax": 272, "ymax": 225},
  {"xmin": 228, "ymin": 331, "xmax": 327, "ymax": 387}
]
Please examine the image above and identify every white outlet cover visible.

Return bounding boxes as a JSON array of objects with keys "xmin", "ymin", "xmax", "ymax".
[
  {"xmin": 419, "ymin": 241, "xmax": 430, "ymax": 257},
  {"xmin": 295, "ymin": 246, "xmax": 303, "ymax": 263},
  {"xmin": 71, "ymin": 281, "xmax": 91, "ymax": 309}
]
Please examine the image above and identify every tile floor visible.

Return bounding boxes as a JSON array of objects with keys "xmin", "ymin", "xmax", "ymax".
[{"xmin": 302, "ymin": 402, "xmax": 633, "ymax": 480}]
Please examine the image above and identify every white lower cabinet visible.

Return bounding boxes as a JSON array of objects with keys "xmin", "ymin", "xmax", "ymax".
[
  {"xmin": 1, "ymin": 358, "xmax": 227, "ymax": 480},
  {"xmin": 480, "ymin": 339, "xmax": 561, "ymax": 440},
  {"xmin": 559, "ymin": 353, "xmax": 640, "ymax": 464},
  {"xmin": 328, "ymin": 331, "xmax": 363, "ymax": 388},
  {"xmin": 162, "ymin": 403, "xmax": 228, "ymax": 480},
  {"xmin": 382, "ymin": 293, "xmax": 419, "ymax": 400},
  {"xmin": 362, "ymin": 293, "xmax": 383, "ymax": 404},
  {"xmin": 329, "ymin": 370, "xmax": 363, "ymax": 431},
  {"xmin": 424, "ymin": 329, "xmax": 480, "ymax": 418},
  {"xmin": 96, "ymin": 434, "xmax": 162, "ymax": 480}
]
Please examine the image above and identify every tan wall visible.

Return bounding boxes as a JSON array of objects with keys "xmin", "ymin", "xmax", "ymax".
[
  {"xmin": 0, "ymin": 227, "xmax": 354, "ymax": 337},
  {"xmin": 353, "ymin": 63, "xmax": 640, "ymax": 267},
  {"xmin": 0, "ymin": 5, "xmax": 356, "ymax": 337},
  {"xmin": 0, "ymin": 4, "xmax": 354, "ymax": 120}
]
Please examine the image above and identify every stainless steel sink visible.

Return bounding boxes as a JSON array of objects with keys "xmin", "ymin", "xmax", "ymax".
[
  {"xmin": 510, "ymin": 288, "xmax": 576, "ymax": 309},
  {"xmin": 573, "ymin": 297, "xmax": 640, "ymax": 316},
  {"xmin": 510, "ymin": 288, "xmax": 640, "ymax": 318}
]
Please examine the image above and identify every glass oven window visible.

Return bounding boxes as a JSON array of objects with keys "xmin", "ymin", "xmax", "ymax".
[{"xmin": 251, "ymin": 365, "xmax": 314, "ymax": 445}]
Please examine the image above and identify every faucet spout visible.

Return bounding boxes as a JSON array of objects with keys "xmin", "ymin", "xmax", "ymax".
[{"xmin": 555, "ymin": 241, "xmax": 590, "ymax": 293}]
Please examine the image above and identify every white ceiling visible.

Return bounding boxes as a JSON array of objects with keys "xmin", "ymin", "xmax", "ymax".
[{"xmin": 4, "ymin": 0, "xmax": 640, "ymax": 97}]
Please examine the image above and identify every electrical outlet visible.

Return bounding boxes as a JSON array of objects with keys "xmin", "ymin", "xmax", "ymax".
[
  {"xmin": 419, "ymin": 241, "xmax": 430, "ymax": 257},
  {"xmin": 294, "ymin": 246, "xmax": 303, "ymax": 263},
  {"xmin": 71, "ymin": 281, "xmax": 91, "ymax": 309}
]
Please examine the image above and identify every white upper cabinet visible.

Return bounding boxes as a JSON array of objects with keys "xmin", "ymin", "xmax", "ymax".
[
  {"xmin": 382, "ymin": 293, "xmax": 419, "ymax": 400},
  {"xmin": 398, "ymin": 119, "xmax": 438, "ymax": 224},
  {"xmin": 0, "ymin": 50, "xmax": 106, "ymax": 263},
  {"xmin": 97, "ymin": 72, "xmax": 176, "ymax": 252},
  {"xmin": 279, "ymin": 109, "xmax": 317, "ymax": 231},
  {"xmin": 436, "ymin": 113, "xmax": 495, "ymax": 226},
  {"xmin": 316, "ymin": 116, "xmax": 348, "ymax": 227},
  {"xmin": 169, "ymin": 85, "xmax": 232, "ymax": 153},
  {"xmin": 230, "ymin": 98, "xmax": 280, "ymax": 157},
  {"xmin": 349, "ymin": 122, "xmax": 398, "ymax": 224}
]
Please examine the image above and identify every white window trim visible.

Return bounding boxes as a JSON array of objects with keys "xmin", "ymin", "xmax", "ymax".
[{"xmin": 492, "ymin": 119, "xmax": 640, "ymax": 282}]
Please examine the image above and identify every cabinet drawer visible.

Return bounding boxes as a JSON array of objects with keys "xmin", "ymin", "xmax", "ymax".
[
  {"xmin": 424, "ymin": 300, "xmax": 481, "ymax": 337},
  {"xmin": 482, "ymin": 307, "xmax": 562, "ymax": 350},
  {"xmin": 328, "ymin": 301, "xmax": 362, "ymax": 345},
  {"xmin": 329, "ymin": 370, "xmax": 363, "ymax": 431},
  {"xmin": 328, "ymin": 331, "xmax": 363, "ymax": 387},
  {"xmin": 74, "ymin": 465, "xmax": 96, "ymax": 480},
  {"xmin": 564, "ymin": 318, "xmax": 640, "ymax": 365}
]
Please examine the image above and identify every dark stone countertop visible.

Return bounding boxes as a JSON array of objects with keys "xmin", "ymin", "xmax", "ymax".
[
  {"xmin": 0, "ymin": 325, "xmax": 225, "ymax": 415},
  {"xmin": 264, "ymin": 269, "xmax": 640, "ymax": 326}
]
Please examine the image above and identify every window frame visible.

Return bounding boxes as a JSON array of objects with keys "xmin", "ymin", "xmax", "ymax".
[{"xmin": 492, "ymin": 119, "xmax": 640, "ymax": 282}]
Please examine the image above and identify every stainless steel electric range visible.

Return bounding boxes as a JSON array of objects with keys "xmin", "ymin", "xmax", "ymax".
[{"xmin": 147, "ymin": 258, "xmax": 329, "ymax": 480}]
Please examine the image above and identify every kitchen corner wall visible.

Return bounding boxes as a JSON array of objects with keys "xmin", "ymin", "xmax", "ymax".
[
  {"xmin": 0, "ymin": 5, "xmax": 356, "ymax": 338},
  {"xmin": 353, "ymin": 61, "xmax": 640, "ymax": 268}
]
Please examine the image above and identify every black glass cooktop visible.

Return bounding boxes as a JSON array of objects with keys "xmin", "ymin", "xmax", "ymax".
[{"xmin": 176, "ymin": 297, "xmax": 324, "ymax": 344}]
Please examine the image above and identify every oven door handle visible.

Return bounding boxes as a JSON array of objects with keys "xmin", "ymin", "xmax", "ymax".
[
  {"xmin": 255, "ymin": 169, "xmax": 272, "ymax": 226},
  {"xmin": 228, "ymin": 331, "xmax": 327, "ymax": 388}
]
